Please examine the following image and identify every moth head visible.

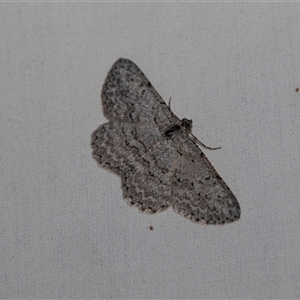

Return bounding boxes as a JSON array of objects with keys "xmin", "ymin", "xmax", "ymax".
[{"xmin": 181, "ymin": 118, "xmax": 193, "ymax": 134}]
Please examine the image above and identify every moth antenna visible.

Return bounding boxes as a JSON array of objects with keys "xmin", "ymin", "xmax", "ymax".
[{"xmin": 168, "ymin": 97, "xmax": 172, "ymax": 108}]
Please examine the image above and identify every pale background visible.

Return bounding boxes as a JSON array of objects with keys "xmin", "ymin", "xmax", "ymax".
[{"xmin": 1, "ymin": 3, "xmax": 300, "ymax": 299}]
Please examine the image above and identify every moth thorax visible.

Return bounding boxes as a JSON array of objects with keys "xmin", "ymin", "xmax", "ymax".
[
  {"xmin": 165, "ymin": 118, "xmax": 193, "ymax": 138},
  {"xmin": 165, "ymin": 124, "xmax": 181, "ymax": 138}
]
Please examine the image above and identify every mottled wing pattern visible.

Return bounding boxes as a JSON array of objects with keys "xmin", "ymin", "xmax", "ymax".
[
  {"xmin": 102, "ymin": 58, "xmax": 178, "ymax": 125},
  {"xmin": 122, "ymin": 140, "xmax": 177, "ymax": 213},
  {"xmin": 92, "ymin": 124, "xmax": 176, "ymax": 212},
  {"xmin": 92, "ymin": 122, "xmax": 163, "ymax": 174},
  {"xmin": 171, "ymin": 137, "xmax": 240, "ymax": 224}
]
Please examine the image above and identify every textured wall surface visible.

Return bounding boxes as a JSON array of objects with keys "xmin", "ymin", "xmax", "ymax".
[{"xmin": 1, "ymin": 3, "xmax": 300, "ymax": 299}]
